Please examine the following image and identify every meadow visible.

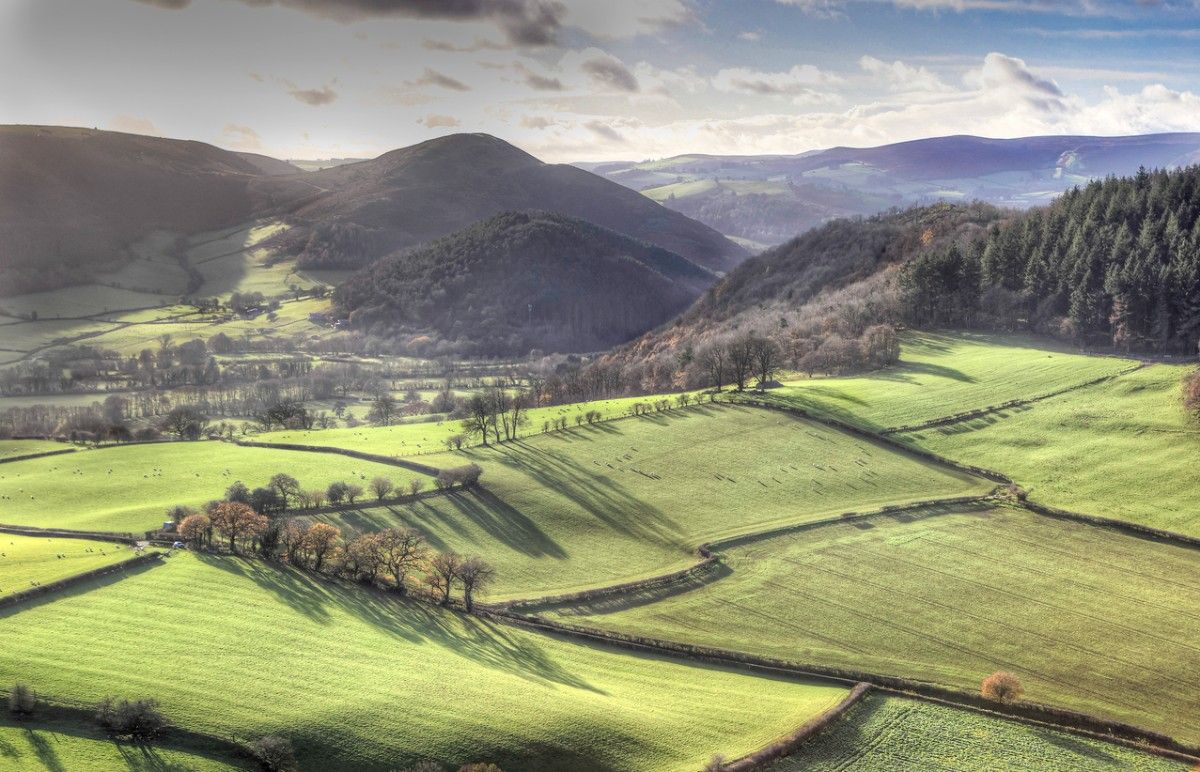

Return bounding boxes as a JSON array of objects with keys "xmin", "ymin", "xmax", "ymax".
[
  {"xmin": 776, "ymin": 694, "xmax": 1184, "ymax": 771},
  {"xmin": 546, "ymin": 504, "xmax": 1200, "ymax": 743},
  {"xmin": 0, "ymin": 552, "xmax": 848, "ymax": 771},
  {"xmin": 0, "ymin": 439, "xmax": 69, "ymax": 460},
  {"xmin": 0, "ymin": 534, "xmax": 131, "ymax": 596},
  {"xmin": 0, "ymin": 717, "xmax": 246, "ymax": 771},
  {"xmin": 318, "ymin": 403, "xmax": 989, "ymax": 599},
  {"xmin": 898, "ymin": 363, "xmax": 1200, "ymax": 536},
  {"xmin": 0, "ymin": 441, "xmax": 410, "ymax": 532},
  {"xmin": 756, "ymin": 332, "xmax": 1133, "ymax": 432}
]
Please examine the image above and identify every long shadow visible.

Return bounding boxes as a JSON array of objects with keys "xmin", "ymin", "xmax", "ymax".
[
  {"xmin": 0, "ymin": 557, "xmax": 163, "ymax": 621},
  {"xmin": 1038, "ymin": 727, "xmax": 1130, "ymax": 763},
  {"xmin": 528, "ymin": 562, "xmax": 733, "ymax": 618},
  {"xmin": 443, "ymin": 489, "xmax": 568, "ymax": 559},
  {"xmin": 24, "ymin": 730, "xmax": 64, "ymax": 772}
]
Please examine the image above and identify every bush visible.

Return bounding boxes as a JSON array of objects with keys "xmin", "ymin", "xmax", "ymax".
[
  {"xmin": 251, "ymin": 735, "xmax": 298, "ymax": 772},
  {"xmin": 7, "ymin": 683, "xmax": 36, "ymax": 718},
  {"xmin": 704, "ymin": 754, "xmax": 728, "ymax": 772},
  {"xmin": 458, "ymin": 765, "xmax": 502, "ymax": 772},
  {"xmin": 95, "ymin": 696, "xmax": 167, "ymax": 739},
  {"xmin": 1185, "ymin": 370, "xmax": 1200, "ymax": 418},
  {"xmin": 981, "ymin": 671, "xmax": 1024, "ymax": 703}
]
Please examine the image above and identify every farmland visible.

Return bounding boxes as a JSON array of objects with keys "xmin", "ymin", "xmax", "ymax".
[
  {"xmin": 0, "ymin": 533, "xmax": 132, "ymax": 596},
  {"xmin": 0, "ymin": 552, "xmax": 848, "ymax": 771},
  {"xmin": 776, "ymin": 694, "xmax": 1184, "ymax": 771},
  {"xmin": 898, "ymin": 363, "xmax": 1200, "ymax": 536},
  {"xmin": 546, "ymin": 504, "xmax": 1200, "ymax": 743},
  {"xmin": 0, "ymin": 442, "xmax": 409, "ymax": 532},
  {"xmin": 755, "ymin": 332, "xmax": 1133, "ymax": 431},
  {"xmin": 317, "ymin": 403, "xmax": 989, "ymax": 599},
  {"xmin": 0, "ymin": 439, "xmax": 69, "ymax": 460}
]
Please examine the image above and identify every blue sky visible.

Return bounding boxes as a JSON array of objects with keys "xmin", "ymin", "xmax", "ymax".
[{"xmin": 2, "ymin": 0, "xmax": 1199, "ymax": 161}]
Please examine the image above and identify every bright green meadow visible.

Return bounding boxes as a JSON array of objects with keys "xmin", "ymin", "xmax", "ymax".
[{"xmin": 0, "ymin": 534, "xmax": 132, "ymax": 596}]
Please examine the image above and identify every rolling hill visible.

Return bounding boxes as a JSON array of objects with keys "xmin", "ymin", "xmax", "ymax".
[
  {"xmin": 334, "ymin": 210, "xmax": 717, "ymax": 356},
  {"xmin": 582, "ymin": 133, "xmax": 1200, "ymax": 246}
]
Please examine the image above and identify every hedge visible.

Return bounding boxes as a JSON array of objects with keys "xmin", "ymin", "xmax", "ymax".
[
  {"xmin": 0, "ymin": 552, "xmax": 162, "ymax": 610},
  {"xmin": 228, "ymin": 439, "xmax": 440, "ymax": 477},
  {"xmin": 0, "ymin": 523, "xmax": 135, "ymax": 543}
]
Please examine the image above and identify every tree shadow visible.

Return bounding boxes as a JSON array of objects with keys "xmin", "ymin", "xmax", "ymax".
[{"xmin": 24, "ymin": 730, "xmax": 64, "ymax": 772}]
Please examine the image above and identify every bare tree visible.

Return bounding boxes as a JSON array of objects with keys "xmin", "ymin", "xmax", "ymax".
[
  {"xmin": 370, "ymin": 476, "xmax": 394, "ymax": 502},
  {"xmin": 409, "ymin": 478, "xmax": 425, "ymax": 497},
  {"xmin": 699, "ymin": 344, "xmax": 728, "ymax": 391},
  {"xmin": 458, "ymin": 556, "xmax": 496, "ymax": 612},
  {"xmin": 426, "ymin": 551, "xmax": 463, "ymax": 605},
  {"xmin": 750, "ymin": 335, "xmax": 781, "ymax": 389},
  {"xmin": 376, "ymin": 527, "xmax": 428, "ymax": 594},
  {"xmin": 727, "ymin": 336, "xmax": 755, "ymax": 391}
]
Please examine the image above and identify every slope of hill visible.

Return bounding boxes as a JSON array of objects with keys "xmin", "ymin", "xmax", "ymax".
[
  {"xmin": 334, "ymin": 210, "xmax": 716, "ymax": 356},
  {"xmin": 0, "ymin": 126, "xmax": 316, "ymax": 295},
  {"xmin": 286, "ymin": 133, "xmax": 746, "ymax": 273},
  {"xmin": 234, "ymin": 151, "xmax": 302, "ymax": 176},
  {"xmin": 583, "ymin": 133, "xmax": 1200, "ymax": 246}
]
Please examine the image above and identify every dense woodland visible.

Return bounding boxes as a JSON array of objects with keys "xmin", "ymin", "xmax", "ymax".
[{"xmin": 903, "ymin": 166, "xmax": 1200, "ymax": 352}]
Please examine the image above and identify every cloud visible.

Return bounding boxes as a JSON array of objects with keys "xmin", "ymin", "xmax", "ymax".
[
  {"xmin": 418, "ymin": 113, "xmax": 462, "ymax": 128},
  {"xmin": 521, "ymin": 115, "xmax": 557, "ymax": 129},
  {"xmin": 286, "ymin": 82, "xmax": 339, "ymax": 105},
  {"xmin": 712, "ymin": 64, "xmax": 839, "ymax": 96},
  {"xmin": 773, "ymin": 0, "xmax": 846, "ymax": 18},
  {"xmin": 109, "ymin": 115, "xmax": 160, "ymax": 136},
  {"xmin": 580, "ymin": 53, "xmax": 639, "ymax": 92},
  {"xmin": 860, "ymin": 55, "xmax": 951, "ymax": 92},
  {"xmin": 557, "ymin": 0, "xmax": 694, "ymax": 38},
  {"xmin": 583, "ymin": 120, "xmax": 626, "ymax": 142},
  {"xmin": 421, "ymin": 37, "xmax": 509, "ymax": 51},
  {"xmin": 222, "ymin": 123, "xmax": 264, "ymax": 151},
  {"xmin": 407, "ymin": 68, "xmax": 472, "ymax": 91},
  {"xmin": 513, "ymin": 62, "xmax": 565, "ymax": 91},
  {"xmin": 737, "ymin": 30, "xmax": 763, "ymax": 41},
  {"xmin": 976, "ymin": 52, "xmax": 1063, "ymax": 97}
]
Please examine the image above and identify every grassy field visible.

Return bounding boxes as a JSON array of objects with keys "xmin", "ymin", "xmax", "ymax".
[
  {"xmin": 0, "ymin": 442, "xmax": 411, "ymax": 533},
  {"xmin": 318, "ymin": 404, "xmax": 989, "ymax": 599},
  {"xmin": 0, "ymin": 440, "xmax": 70, "ymax": 461},
  {"xmin": 0, "ymin": 285, "xmax": 170, "ymax": 319},
  {"xmin": 775, "ymin": 694, "xmax": 1184, "ymax": 771},
  {"xmin": 0, "ymin": 718, "xmax": 246, "ymax": 771},
  {"xmin": 0, "ymin": 534, "xmax": 133, "ymax": 596},
  {"xmin": 755, "ymin": 332, "xmax": 1133, "ymax": 432},
  {"xmin": 898, "ymin": 364, "xmax": 1200, "ymax": 535},
  {"xmin": 0, "ymin": 553, "xmax": 848, "ymax": 771},
  {"xmin": 547, "ymin": 504, "xmax": 1200, "ymax": 743}
]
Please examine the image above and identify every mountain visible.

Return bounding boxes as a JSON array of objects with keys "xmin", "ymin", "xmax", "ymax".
[
  {"xmin": 581, "ymin": 133, "xmax": 1200, "ymax": 247},
  {"xmin": 283, "ymin": 133, "xmax": 746, "ymax": 274},
  {"xmin": 0, "ymin": 125, "xmax": 316, "ymax": 295},
  {"xmin": 234, "ymin": 152, "xmax": 302, "ymax": 176},
  {"xmin": 334, "ymin": 210, "xmax": 717, "ymax": 356}
]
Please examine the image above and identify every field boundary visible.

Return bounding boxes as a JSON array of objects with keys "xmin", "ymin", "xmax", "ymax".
[
  {"xmin": 228, "ymin": 438, "xmax": 442, "ymax": 476},
  {"xmin": 0, "ymin": 551, "xmax": 162, "ymax": 610},
  {"xmin": 0, "ymin": 447, "xmax": 77, "ymax": 464},
  {"xmin": 0, "ymin": 523, "xmax": 136, "ymax": 542},
  {"xmin": 879, "ymin": 363, "xmax": 1144, "ymax": 435},
  {"xmin": 1017, "ymin": 498, "xmax": 1200, "ymax": 552}
]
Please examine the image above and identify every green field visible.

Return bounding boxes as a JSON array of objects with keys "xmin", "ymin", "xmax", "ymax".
[
  {"xmin": 775, "ymin": 694, "xmax": 1183, "ymax": 771},
  {"xmin": 0, "ymin": 440, "xmax": 70, "ymax": 461},
  {"xmin": 0, "ymin": 553, "xmax": 847, "ymax": 771},
  {"xmin": 0, "ymin": 442, "xmax": 411, "ymax": 532},
  {"xmin": 0, "ymin": 285, "xmax": 169, "ymax": 319},
  {"xmin": 0, "ymin": 717, "xmax": 245, "ymax": 771},
  {"xmin": 547, "ymin": 504, "xmax": 1200, "ymax": 743},
  {"xmin": 0, "ymin": 534, "xmax": 132, "ymax": 596},
  {"xmin": 898, "ymin": 364, "xmax": 1200, "ymax": 535},
  {"xmin": 318, "ymin": 404, "xmax": 989, "ymax": 599},
  {"xmin": 757, "ymin": 332, "xmax": 1133, "ymax": 432}
]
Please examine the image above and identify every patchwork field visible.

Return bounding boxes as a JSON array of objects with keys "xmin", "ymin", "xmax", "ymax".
[
  {"xmin": 0, "ymin": 442, "xmax": 409, "ymax": 532},
  {"xmin": 757, "ymin": 332, "xmax": 1133, "ymax": 431},
  {"xmin": 0, "ymin": 534, "xmax": 132, "ymax": 596},
  {"xmin": 0, "ymin": 717, "xmax": 246, "ymax": 771},
  {"xmin": 318, "ymin": 404, "xmax": 989, "ymax": 599},
  {"xmin": 898, "ymin": 363, "xmax": 1200, "ymax": 535},
  {"xmin": 775, "ymin": 694, "xmax": 1184, "ymax": 771},
  {"xmin": 0, "ymin": 553, "xmax": 848, "ymax": 771},
  {"xmin": 546, "ymin": 504, "xmax": 1200, "ymax": 743}
]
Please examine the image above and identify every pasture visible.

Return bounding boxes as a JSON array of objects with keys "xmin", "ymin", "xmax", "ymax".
[
  {"xmin": 0, "ymin": 553, "xmax": 848, "ymax": 771},
  {"xmin": 547, "ymin": 504, "xmax": 1200, "ymax": 743},
  {"xmin": 898, "ymin": 363, "xmax": 1200, "ymax": 536},
  {"xmin": 759, "ymin": 332, "xmax": 1132, "ymax": 431},
  {"xmin": 776, "ymin": 694, "xmax": 1184, "ymax": 771},
  {"xmin": 0, "ymin": 534, "xmax": 131, "ymax": 596},
  {"xmin": 0, "ymin": 717, "xmax": 246, "ymax": 771},
  {"xmin": 318, "ymin": 404, "xmax": 989, "ymax": 599},
  {"xmin": 0, "ymin": 441, "xmax": 409, "ymax": 532},
  {"xmin": 0, "ymin": 439, "xmax": 69, "ymax": 461}
]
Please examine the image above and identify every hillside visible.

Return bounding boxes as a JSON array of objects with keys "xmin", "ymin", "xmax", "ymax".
[
  {"xmin": 334, "ymin": 210, "xmax": 716, "ymax": 356},
  {"xmin": 0, "ymin": 126, "xmax": 316, "ymax": 295},
  {"xmin": 583, "ymin": 133, "xmax": 1200, "ymax": 246},
  {"xmin": 286, "ymin": 133, "xmax": 746, "ymax": 273}
]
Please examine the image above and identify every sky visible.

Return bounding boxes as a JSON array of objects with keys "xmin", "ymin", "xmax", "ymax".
[{"xmin": 2, "ymin": 0, "xmax": 1200, "ymax": 162}]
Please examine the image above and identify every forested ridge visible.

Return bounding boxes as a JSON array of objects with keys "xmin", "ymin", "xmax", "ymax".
[{"xmin": 903, "ymin": 165, "xmax": 1200, "ymax": 352}]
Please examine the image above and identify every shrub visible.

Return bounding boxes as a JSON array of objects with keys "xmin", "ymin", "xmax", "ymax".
[
  {"xmin": 458, "ymin": 765, "xmax": 502, "ymax": 772},
  {"xmin": 95, "ymin": 696, "xmax": 167, "ymax": 740},
  {"xmin": 251, "ymin": 735, "xmax": 298, "ymax": 772},
  {"xmin": 7, "ymin": 683, "xmax": 36, "ymax": 718},
  {"xmin": 981, "ymin": 671, "xmax": 1024, "ymax": 703},
  {"xmin": 403, "ymin": 763, "xmax": 444, "ymax": 772},
  {"xmin": 704, "ymin": 754, "xmax": 728, "ymax": 772},
  {"xmin": 1185, "ymin": 370, "xmax": 1200, "ymax": 418}
]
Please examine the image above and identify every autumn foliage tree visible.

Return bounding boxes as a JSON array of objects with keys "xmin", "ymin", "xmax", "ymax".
[
  {"xmin": 301, "ymin": 523, "xmax": 341, "ymax": 571},
  {"xmin": 209, "ymin": 502, "xmax": 267, "ymax": 552},
  {"xmin": 177, "ymin": 513, "xmax": 212, "ymax": 548},
  {"xmin": 375, "ymin": 527, "xmax": 428, "ymax": 594},
  {"xmin": 981, "ymin": 671, "xmax": 1024, "ymax": 703}
]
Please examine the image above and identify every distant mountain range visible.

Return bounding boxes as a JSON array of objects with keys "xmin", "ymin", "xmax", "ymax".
[{"xmin": 579, "ymin": 133, "xmax": 1200, "ymax": 247}]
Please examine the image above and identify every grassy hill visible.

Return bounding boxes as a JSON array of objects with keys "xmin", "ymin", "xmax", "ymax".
[
  {"xmin": 0, "ymin": 534, "xmax": 133, "ymax": 596},
  {"xmin": 0, "ymin": 552, "xmax": 848, "ymax": 771},
  {"xmin": 546, "ymin": 503, "xmax": 1200, "ymax": 744},
  {"xmin": 334, "ymin": 211, "xmax": 716, "ymax": 356}
]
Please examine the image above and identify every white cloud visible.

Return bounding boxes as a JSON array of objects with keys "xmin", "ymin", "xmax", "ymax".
[
  {"xmin": 859, "ymin": 56, "xmax": 952, "ymax": 93},
  {"xmin": 712, "ymin": 64, "xmax": 840, "ymax": 96}
]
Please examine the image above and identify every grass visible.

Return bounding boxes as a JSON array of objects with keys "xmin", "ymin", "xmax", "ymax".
[
  {"xmin": 0, "ymin": 717, "xmax": 247, "ymax": 771},
  {"xmin": 0, "ymin": 440, "xmax": 69, "ymax": 461},
  {"xmin": 0, "ymin": 534, "xmax": 132, "ymax": 596},
  {"xmin": 545, "ymin": 504, "xmax": 1200, "ymax": 744},
  {"xmin": 754, "ymin": 332, "xmax": 1133, "ymax": 432},
  {"xmin": 775, "ymin": 694, "xmax": 1184, "ymax": 771},
  {"xmin": 0, "ymin": 441, "xmax": 413, "ymax": 533},
  {"xmin": 896, "ymin": 363, "xmax": 1200, "ymax": 535},
  {"xmin": 0, "ymin": 552, "xmax": 848, "ymax": 771},
  {"xmin": 0, "ymin": 285, "xmax": 169, "ymax": 319},
  {"xmin": 318, "ymin": 404, "xmax": 989, "ymax": 599}
]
